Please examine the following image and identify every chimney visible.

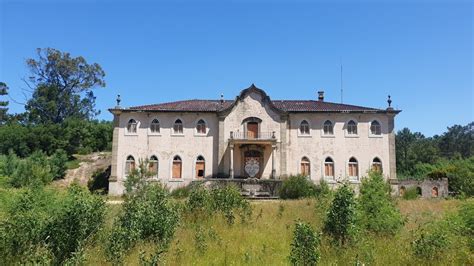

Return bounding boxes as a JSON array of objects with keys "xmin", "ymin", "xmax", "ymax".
[{"xmin": 317, "ymin": 91, "xmax": 324, "ymax": 101}]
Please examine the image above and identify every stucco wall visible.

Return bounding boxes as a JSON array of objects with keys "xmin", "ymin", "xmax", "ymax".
[{"xmin": 286, "ymin": 113, "xmax": 391, "ymax": 184}]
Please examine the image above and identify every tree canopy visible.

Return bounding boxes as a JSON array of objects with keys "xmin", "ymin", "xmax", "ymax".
[
  {"xmin": 25, "ymin": 48, "xmax": 106, "ymax": 124},
  {"xmin": 0, "ymin": 82, "xmax": 9, "ymax": 123}
]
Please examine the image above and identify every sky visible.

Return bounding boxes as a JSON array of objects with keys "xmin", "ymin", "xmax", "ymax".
[{"xmin": 1, "ymin": 0, "xmax": 472, "ymax": 136}]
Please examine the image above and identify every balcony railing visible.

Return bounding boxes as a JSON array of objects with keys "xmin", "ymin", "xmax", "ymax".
[{"xmin": 230, "ymin": 131, "xmax": 276, "ymax": 140}]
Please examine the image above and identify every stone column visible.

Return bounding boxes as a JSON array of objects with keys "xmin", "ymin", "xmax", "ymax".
[
  {"xmin": 229, "ymin": 143, "xmax": 234, "ymax": 179},
  {"xmin": 109, "ymin": 110, "xmax": 121, "ymax": 195},
  {"xmin": 271, "ymin": 144, "xmax": 276, "ymax": 179},
  {"xmin": 388, "ymin": 113, "xmax": 397, "ymax": 180},
  {"xmin": 279, "ymin": 114, "xmax": 289, "ymax": 179},
  {"xmin": 217, "ymin": 116, "xmax": 226, "ymax": 176}
]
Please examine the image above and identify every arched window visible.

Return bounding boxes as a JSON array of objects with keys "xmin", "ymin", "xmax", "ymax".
[
  {"xmin": 400, "ymin": 186, "xmax": 406, "ymax": 196},
  {"xmin": 300, "ymin": 120, "xmax": 310, "ymax": 135},
  {"xmin": 127, "ymin": 119, "xmax": 137, "ymax": 133},
  {"xmin": 370, "ymin": 120, "xmax": 381, "ymax": 135},
  {"xmin": 348, "ymin": 157, "xmax": 358, "ymax": 180},
  {"xmin": 196, "ymin": 119, "xmax": 206, "ymax": 134},
  {"xmin": 323, "ymin": 120, "xmax": 334, "ymax": 135},
  {"xmin": 125, "ymin": 155, "xmax": 135, "ymax": 176},
  {"xmin": 195, "ymin": 155, "xmax": 205, "ymax": 178},
  {"xmin": 172, "ymin": 155, "xmax": 182, "ymax": 178},
  {"xmin": 372, "ymin": 157, "xmax": 383, "ymax": 173},
  {"xmin": 173, "ymin": 119, "xmax": 183, "ymax": 134},
  {"xmin": 347, "ymin": 120, "xmax": 358, "ymax": 135},
  {"xmin": 431, "ymin": 187, "xmax": 439, "ymax": 197},
  {"xmin": 416, "ymin": 187, "xmax": 422, "ymax": 196},
  {"xmin": 150, "ymin": 119, "xmax": 160, "ymax": 133},
  {"xmin": 301, "ymin": 157, "xmax": 310, "ymax": 177},
  {"xmin": 324, "ymin": 157, "xmax": 335, "ymax": 179},
  {"xmin": 149, "ymin": 155, "xmax": 158, "ymax": 177}
]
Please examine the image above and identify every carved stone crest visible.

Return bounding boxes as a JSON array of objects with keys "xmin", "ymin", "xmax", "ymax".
[{"xmin": 245, "ymin": 158, "xmax": 260, "ymax": 178}]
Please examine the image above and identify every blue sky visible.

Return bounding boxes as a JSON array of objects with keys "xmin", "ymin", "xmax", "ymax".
[{"xmin": 1, "ymin": 0, "xmax": 472, "ymax": 136}]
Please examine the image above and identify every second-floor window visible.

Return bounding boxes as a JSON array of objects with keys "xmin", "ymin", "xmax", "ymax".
[
  {"xmin": 127, "ymin": 119, "xmax": 137, "ymax": 134},
  {"xmin": 300, "ymin": 120, "xmax": 310, "ymax": 135},
  {"xmin": 370, "ymin": 121, "xmax": 381, "ymax": 135},
  {"xmin": 173, "ymin": 119, "xmax": 183, "ymax": 134},
  {"xmin": 347, "ymin": 120, "xmax": 358, "ymax": 135},
  {"xmin": 150, "ymin": 119, "xmax": 160, "ymax": 133},
  {"xmin": 196, "ymin": 119, "xmax": 206, "ymax": 134},
  {"xmin": 323, "ymin": 120, "xmax": 334, "ymax": 135}
]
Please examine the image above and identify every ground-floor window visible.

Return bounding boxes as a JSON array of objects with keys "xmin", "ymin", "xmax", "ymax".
[
  {"xmin": 125, "ymin": 155, "xmax": 135, "ymax": 176},
  {"xmin": 324, "ymin": 157, "xmax": 334, "ymax": 179},
  {"xmin": 372, "ymin": 157, "xmax": 383, "ymax": 173},
  {"xmin": 195, "ymin": 156, "xmax": 205, "ymax": 178},
  {"xmin": 348, "ymin": 157, "xmax": 358, "ymax": 180},
  {"xmin": 301, "ymin": 157, "xmax": 310, "ymax": 177},
  {"xmin": 431, "ymin": 187, "xmax": 438, "ymax": 197},
  {"xmin": 149, "ymin": 155, "xmax": 158, "ymax": 177},
  {"xmin": 172, "ymin": 156, "xmax": 182, "ymax": 178}
]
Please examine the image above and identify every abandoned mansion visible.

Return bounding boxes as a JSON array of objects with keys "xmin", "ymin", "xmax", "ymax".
[{"xmin": 108, "ymin": 84, "xmax": 400, "ymax": 195}]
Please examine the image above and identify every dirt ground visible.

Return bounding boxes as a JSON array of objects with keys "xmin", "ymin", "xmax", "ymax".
[{"xmin": 53, "ymin": 152, "xmax": 111, "ymax": 188}]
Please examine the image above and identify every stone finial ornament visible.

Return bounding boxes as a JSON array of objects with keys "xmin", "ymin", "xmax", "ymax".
[
  {"xmin": 220, "ymin": 93, "xmax": 224, "ymax": 105},
  {"xmin": 387, "ymin": 95, "xmax": 393, "ymax": 109},
  {"xmin": 116, "ymin": 94, "xmax": 121, "ymax": 108}
]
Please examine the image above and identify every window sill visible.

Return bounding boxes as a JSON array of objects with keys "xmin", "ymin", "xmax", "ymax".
[
  {"xmin": 168, "ymin": 179, "xmax": 184, "ymax": 182},
  {"xmin": 297, "ymin": 135, "xmax": 312, "ymax": 138},
  {"xmin": 194, "ymin": 133, "xmax": 208, "ymax": 137},
  {"xmin": 148, "ymin": 133, "xmax": 162, "ymax": 137},
  {"xmin": 369, "ymin": 135, "xmax": 383, "ymax": 138},
  {"xmin": 324, "ymin": 178, "xmax": 336, "ymax": 183},
  {"xmin": 124, "ymin": 133, "xmax": 138, "ymax": 136},
  {"xmin": 345, "ymin": 135, "xmax": 359, "ymax": 138},
  {"xmin": 348, "ymin": 179, "xmax": 360, "ymax": 184},
  {"xmin": 321, "ymin": 135, "xmax": 335, "ymax": 138},
  {"xmin": 171, "ymin": 134, "xmax": 185, "ymax": 137}
]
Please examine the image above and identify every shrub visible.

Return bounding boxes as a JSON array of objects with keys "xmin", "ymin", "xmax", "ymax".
[
  {"xmin": 412, "ymin": 229, "xmax": 450, "ymax": 259},
  {"xmin": 324, "ymin": 183, "xmax": 358, "ymax": 246},
  {"xmin": 49, "ymin": 149, "xmax": 68, "ymax": 180},
  {"xmin": 280, "ymin": 175, "xmax": 316, "ymax": 199},
  {"xmin": 170, "ymin": 185, "xmax": 192, "ymax": 199},
  {"xmin": 106, "ymin": 183, "xmax": 180, "ymax": 264},
  {"xmin": 402, "ymin": 187, "xmax": 420, "ymax": 200},
  {"xmin": 187, "ymin": 185, "xmax": 212, "ymax": 213},
  {"xmin": 210, "ymin": 185, "xmax": 252, "ymax": 224},
  {"xmin": 9, "ymin": 151, "xmax": 53, "ymax": 188},
  {"xmin": 459, "ymin": 200, "xmax": 474, "ymax": 250},
  {"xmin": 44, "ymin": 184, "xmax": 106, "ymax": 264},
  {"xmin": 358, "ymin": 171, "xmax": 404, "ymax": 235},
  {"xmin": 289, "ymin": 221, "xmax": 321, "ymax": 266}
]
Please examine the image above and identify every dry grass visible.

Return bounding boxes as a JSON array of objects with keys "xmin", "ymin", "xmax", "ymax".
[{"xmin": 81, "ymin": 198, "xmax": 472, "ymax": 265}]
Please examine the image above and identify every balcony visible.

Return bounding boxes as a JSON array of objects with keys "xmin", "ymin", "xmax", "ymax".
[{"xmin": 229, "ymin": 131, "xmax": 276, "ymax": 144}]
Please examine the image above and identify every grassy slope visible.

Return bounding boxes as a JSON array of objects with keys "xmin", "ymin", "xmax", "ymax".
[{"xmin": 82, "ymin": 198, "xmax": 472, "ymax": 266}]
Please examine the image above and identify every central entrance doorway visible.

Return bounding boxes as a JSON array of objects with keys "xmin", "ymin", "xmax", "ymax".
[{"xmin": 244, "ymin": 149, "xmax": 262, "ymax": 178}]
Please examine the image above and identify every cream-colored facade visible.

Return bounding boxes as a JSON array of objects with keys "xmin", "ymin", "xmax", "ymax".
[{"xmin": 109, "ymin": 85, "xmax": 400, "ymax": 195}]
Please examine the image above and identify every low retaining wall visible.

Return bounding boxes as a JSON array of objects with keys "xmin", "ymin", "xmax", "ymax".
[
  {"xmin": 391, "ymin": 178, "xmax": 449, "ymax": 198},
  {"xmin": 191, "ymin": 178, "xmax": 283, "ymax": 198}
]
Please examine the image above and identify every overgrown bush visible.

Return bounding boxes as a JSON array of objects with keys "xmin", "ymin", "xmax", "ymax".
[
  {"xmin": 402, "ymin": 187, "xmax": 420, "ymax": 200},
  {"xmin": 459, "ymin": 200, "xmax": 474, "ymax": 250},
  {"xmin": 324, "ymin": 183, "xmax": 358, "ymax": 246},
  {"xmin": 49, "ymin": 149, "xmax": 68, "ymax": 180},
  {"xmin": 186, "ymin": 184, "xmax": 252, "ymax": 225},
  {"xmin": 289, "ymin": 221, "xmax": 321, "ymax": 266},
  {"xmin": 88, "ymin": 166, "xmax": 110, "ymax": 194},
  {"xmin": 170, "ymin": 185, "xmax": 192, "ymax": 199},
  {"xmin": 412, "ymin": 228, "xmax": 450, "ymax": 259},
  {"xmin": 106, "ymin": 183, "xmax": 180, "ymax": 264},
  {"xmin": 280, "ymin": 175, "xmax": 317, "ymax": 199},
  {"xmin": 358, "ymin": 171, "xmax": 404, "ymax": 235},
  {"xmin": 44, "ymin": 184, "xmax": 106, "ymax": 263},
  {"xmin": 0, "ymin": 184, "xmax": 104, "ymax": 264}
]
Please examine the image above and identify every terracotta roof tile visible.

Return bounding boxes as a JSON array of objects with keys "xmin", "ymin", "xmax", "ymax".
[{"xmin": 129, "ymin": 99, "xmax": 383, "ymax": 112}]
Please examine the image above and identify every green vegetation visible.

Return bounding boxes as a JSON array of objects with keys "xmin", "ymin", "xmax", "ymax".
[
  {"xmin": 396, "ymin": 123, "xmax": 473, "ymax": 196},
  {"xmin": 358, "ymin": 171, "xmax": 405, "ymax": 235},
  {"xmin": 289, "ymin": 221, "xmax": 321, "ymax": 265}
]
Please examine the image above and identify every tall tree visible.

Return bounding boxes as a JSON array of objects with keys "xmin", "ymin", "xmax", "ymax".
[
  {"xmin": 0, "ymin": 82, "xmax": 9, "ymax": 123},
  {"xmin": 437, "ymin": 122, "xmax": 473, "ymax": 159},
  {"xmin": 25, "ymin": 48, "xmax": 106, "ymax": 124}
]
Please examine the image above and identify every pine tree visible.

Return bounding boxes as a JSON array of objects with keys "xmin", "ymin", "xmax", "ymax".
[{"xmin": 0, "ymin": 82, "xmax": 8, "ymax": 123}]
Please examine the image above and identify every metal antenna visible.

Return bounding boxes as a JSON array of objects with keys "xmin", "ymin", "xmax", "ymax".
[{"xmin": 340, "ymin": 60, "xmax": 343, "ymax": 103}]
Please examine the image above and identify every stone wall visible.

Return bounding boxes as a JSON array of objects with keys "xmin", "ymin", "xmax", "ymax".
[{"xmin": 394, "ymin": 178, "xmax": 449, "ymax": 198}]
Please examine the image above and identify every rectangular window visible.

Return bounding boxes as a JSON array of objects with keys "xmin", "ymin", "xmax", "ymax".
[
  {"xmin": 325, "ymin": 163, "xmax": 334, "ymax": 177},
  {"xmin": 172, "ymin": 162, "xmax": 182, "ymax": 178}
]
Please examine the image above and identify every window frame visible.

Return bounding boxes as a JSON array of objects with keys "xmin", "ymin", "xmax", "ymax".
[
  {"xmin": 195, "ymin": 155, "xmax": 206, "ymax": 179},
  {"xmin": 195, "ymin": 118, "xmax": 208, "ymax": 136},
  {"xmin": 126, "ymin": 118, "xmax": 139, "ymax": 135},
  {"xmin": 172, "ymin": 118, "xmax": 184, "ymax": 136},
  {"xmin": 348, "ymin": 157, "xmax": 359, "ymax": 181},
  {"xmin": 323, "ymin": 157, "xmax": 335, "ymax": 180},
  {"xmin": 369, "ymin": 120, "xmax": 383, "ymax": 137},
  {"xmin": 297, "ymin": 119, "xmax": 311, "ymax": 137},
  {"xmin": 149, "ymin": 118, "xmax": 161, "ymax": 135},
  {"xmin": 322, "ymin": 120, "xmax": 335, "ymax": 137},
  {"xmin": 345, "ymin": 119, "xmax": 359, "ymax": 137},
  {"xmin": 171, "ymin": 155, "xmax": 183, "ymax": 180},
  {"xmin": 371, "ymin": 157, "xmax": 383, "ymax": 173},
  {"xmin": 124, "ymin": 155, "xmax": 136, "ymax": 177},
  {"xmin": 300, "ymin": 156, "xmax": 311, "ymax": 177},
  {"xmin": 149, "ymin": 155, "xmax": 159, "ymax": 178}
]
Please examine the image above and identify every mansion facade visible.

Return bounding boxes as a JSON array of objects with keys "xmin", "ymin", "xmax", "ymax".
[{"xmin": 108, "ymin": 84, "xmax": 400, "ymax": 195}]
